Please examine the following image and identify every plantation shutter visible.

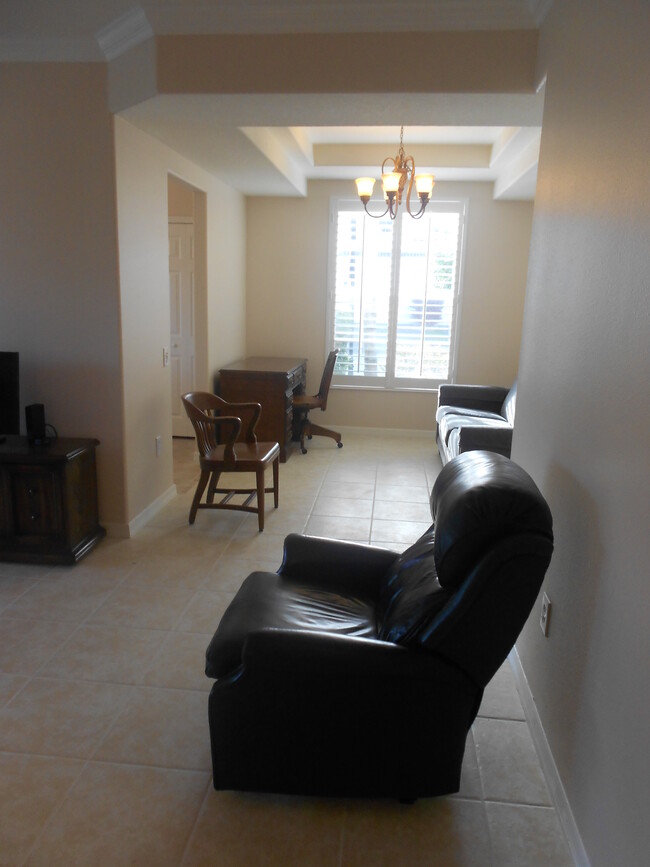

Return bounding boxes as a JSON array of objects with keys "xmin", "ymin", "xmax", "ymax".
[
  {"xmin": 329, "ymin": 199, "xmax": 464, "ymax": 388},
  {"xmin": 332, "ymin": 210, "xmax": 394, "ymax": 379},
  {"xmin": 394, "ymin": 209, "xmax": 461, "ymax": 381}
]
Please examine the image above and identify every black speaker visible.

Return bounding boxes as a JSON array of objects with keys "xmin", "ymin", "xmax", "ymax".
[{"xmin": 25, "ymin": 403, "xmax": 47, "ymax": 445}]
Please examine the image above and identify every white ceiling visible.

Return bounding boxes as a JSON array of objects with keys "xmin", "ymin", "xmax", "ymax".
[{"xmin": 1, "ymin": 0, "xmax": 551, "ymax": 200}]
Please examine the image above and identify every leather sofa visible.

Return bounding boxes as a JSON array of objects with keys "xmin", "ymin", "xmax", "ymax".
[
  {"xmin": 436, "ymin": 381, "xmax": 517, "ymax": 465},
  {"xmin": 204, "ymin": 450, "xmax": 553, "ymax": 800}
]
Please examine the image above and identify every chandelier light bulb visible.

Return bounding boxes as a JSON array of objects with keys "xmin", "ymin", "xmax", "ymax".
[
  {"xmin": 415, "ymin": 174, "xmax": 435, "ymax": 198},
  {"xmin": 381, "ymin": 173, "xmax": 401, "ymax": 195},
  {"xmin": 355, "ymin": 177, "xmax": 376, "ymax": 201}
]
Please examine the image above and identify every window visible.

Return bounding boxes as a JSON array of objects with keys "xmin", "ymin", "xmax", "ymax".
[{"xmin": 327, "ymin": 199, "xmax": 465, "ymax": 390}]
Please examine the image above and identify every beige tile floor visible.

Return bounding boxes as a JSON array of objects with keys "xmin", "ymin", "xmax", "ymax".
[{"xmin": 0, "ymin": 431, "xmax": 574, "ymax": 866}]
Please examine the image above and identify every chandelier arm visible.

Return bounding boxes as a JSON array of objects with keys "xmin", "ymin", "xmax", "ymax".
[
  {"xmin": 405, "ymin": 171, "xmax": 419, "ymax": 218},
  {"xmin": 406, "ymin": 157, "xmax": 431, "ymax": 219},
  {"xmin": 408, "ymin": 200, "xmax": 428, "ymax": 219},
  {"xmin": 362, "ymin": 201, "xmax": 392, "ymax": 219}
]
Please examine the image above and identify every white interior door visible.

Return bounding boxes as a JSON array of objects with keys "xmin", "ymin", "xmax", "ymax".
[{"xmin": 169, "ymin": 220, "xmax": 196, "ymax": 437}]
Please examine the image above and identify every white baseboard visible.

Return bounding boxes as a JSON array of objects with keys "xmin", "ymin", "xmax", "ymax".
[
  {"xmin": 335, "ymin": 425, "xmax": 434, "ymax": 438},
  {"xmin": 104, "ymin": 484, "xmax": 178, "ymax": 538},
  {"xmin": 508, "ymin": 647, "xmax": 591, "ymax": 867}
]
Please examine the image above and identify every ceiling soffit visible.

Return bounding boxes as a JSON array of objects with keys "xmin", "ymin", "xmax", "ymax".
[{"xmin": 2, "ymin": 2, "xmax": 546, "ymax": 201}]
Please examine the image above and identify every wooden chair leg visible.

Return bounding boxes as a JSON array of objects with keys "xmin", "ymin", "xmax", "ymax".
[
  {"xmin": 206, "ymin": 470, "xmax": 221, "ymax": 503},
  {"xmin": 256, "ymin": 468, "xmax": 266, "ymax": 532},
  {"xmin": 189, "ymin": 470, "xmax": 211, "ymax": 524},
  {"xmin": 300, "ymin": 416, "xmax": 310, "ymax": 454},
  {"xmin": 272, "ymin": 456, "xmax": 279, "ymax": 508}
]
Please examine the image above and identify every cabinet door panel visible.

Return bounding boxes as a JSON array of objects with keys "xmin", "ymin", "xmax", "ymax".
[{"xmin": 11, "ymin": 468, "xmax": 63, "ymax": 538}]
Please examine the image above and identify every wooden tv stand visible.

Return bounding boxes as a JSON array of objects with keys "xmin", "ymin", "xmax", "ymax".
[{"xmin": 0, "ymin": 436, "xmax": 105, "ymax": 565}]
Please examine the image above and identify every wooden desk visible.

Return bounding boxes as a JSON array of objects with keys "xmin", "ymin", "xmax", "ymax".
[
  {"xmin": 219, "ymin": 357, "xmax": 307, "ymax": 462},
  {"xmin": 0, "ymin": 436, "xmax": 105, "ymax": 564}
]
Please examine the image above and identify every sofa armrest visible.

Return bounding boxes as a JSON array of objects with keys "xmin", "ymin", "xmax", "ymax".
[
  {"xmin": 278, "ymin": 533, "xmax": 399, "ymax": 599},
  {"xmin": 457, "ymin": 426, "xmax": 513, "ymax": 457},
  {"xmin": 438, "ymin": 384, "xmax": 510, "ymax": 415}
]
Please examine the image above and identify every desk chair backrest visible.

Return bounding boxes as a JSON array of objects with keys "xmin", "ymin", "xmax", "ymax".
[{"xmin": 316, "ymin": 349, "xmax": 338, "ymax": 409}]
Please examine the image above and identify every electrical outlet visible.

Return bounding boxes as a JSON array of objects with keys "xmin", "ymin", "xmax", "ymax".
[
  {"xmin": 540, "ymin": 592, "xmax": 551, "ymax": 636},
  {"xmin": 155, "ymin": 435, "xmax": 162, "ymax": 457}
]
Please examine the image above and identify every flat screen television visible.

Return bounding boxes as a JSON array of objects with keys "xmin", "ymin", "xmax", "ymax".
[{"xmin": 0, "ymin": 351, "xmax": 20, "ymax": 435}]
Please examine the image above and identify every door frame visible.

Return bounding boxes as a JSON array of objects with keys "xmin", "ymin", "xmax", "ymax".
[{"xmin": 168, "ymin": 176, "xmax": 208, "ymax": 436}]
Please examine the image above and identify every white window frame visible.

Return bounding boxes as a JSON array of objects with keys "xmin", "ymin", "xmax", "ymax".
[{"xmin": 326, "ymin": 197, "xmax": 467, "ymax": 392}]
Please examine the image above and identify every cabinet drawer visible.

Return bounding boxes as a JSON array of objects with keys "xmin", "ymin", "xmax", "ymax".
[
  {"xmin": 11, "ymin": 468, "xmax": 63, "ymax": 538},
  {"xmin": 285, "ymin": 406, "xmax": 294, "ymax": 443}
]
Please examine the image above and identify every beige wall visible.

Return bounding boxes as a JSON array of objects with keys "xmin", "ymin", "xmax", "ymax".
[
  {"xmin": 114, "ymin": 118, "xmax": 246, "ymax": 527},
  {"xmin": 513, "ymin": 2, "xmax": 650, "ymax": 866},
  {"xmin": 246, "ymin": 180, "xmax": 532, "ymax": 430},
  {"xmin": 0, "ymin": 63, "xmax": 126, "ymax": 527},
  {"xmin": 156, "ymin": 30, "xmax": 538, "ymax": 95},
  {"xmin": 168, "ymin": 176, "xmax": 195, "ymax": 219}
]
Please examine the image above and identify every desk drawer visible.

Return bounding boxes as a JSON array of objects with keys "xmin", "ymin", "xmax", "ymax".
[{"xmin": 289, "ymin": 366, "xmax": 304, "ymax": 389}]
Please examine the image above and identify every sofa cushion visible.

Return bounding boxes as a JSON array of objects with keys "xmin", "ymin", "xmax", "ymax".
[
  {"xmin": 430, "ymin": 451, "xmax": 553, "ymax": 588},
  {"xmin": 501, "ymin": 383, "xmax": 517, "ymax": 425},
  {"xmin": 206, "ymin": 571, "xmax": 377, "ymax": 678},
  {"xmin": 435, "ymin": 404, "xmax": 506, "ymax": 426},
  {"xmin": 438, "ymin": 412, "xmax": 511, "ymax": 446},
  {"xmin": 377, "ymin": 526, "xmax": 452, "ymax": 643}
]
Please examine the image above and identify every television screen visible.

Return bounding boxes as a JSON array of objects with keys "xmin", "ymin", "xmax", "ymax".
[{"xmin": 0, "ymin": 351, "xmax": 20, "ymax": 435}]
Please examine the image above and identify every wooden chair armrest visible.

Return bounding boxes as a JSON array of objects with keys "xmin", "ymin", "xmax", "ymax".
[
  {"xmin": 202, "ymin": 414, "xmax": 242, "ymax": 445},
  {"xmin": 221, "ymin": 401, "xmax": 261, "ymax": 442}
]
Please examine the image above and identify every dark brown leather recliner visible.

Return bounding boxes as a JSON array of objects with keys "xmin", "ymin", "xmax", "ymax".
[{"xmin": 204, "ymin": 451, "xmax": 553, "ymax": 800}]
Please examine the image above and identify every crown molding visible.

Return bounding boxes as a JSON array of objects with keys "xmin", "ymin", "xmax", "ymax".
[
  {"xmin": 96, "ymin": 6, "xmax": 154, "ymax": 61},
  {"xmin": 0, "ymin": 0, "xmax": 544, "ymax": 63}
]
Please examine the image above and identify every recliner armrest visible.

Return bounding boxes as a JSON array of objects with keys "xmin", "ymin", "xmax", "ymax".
[
  {"xmin": 438, "ymin": 384, "xmax": 510, "ymax": 415},
  {"xmin": 279, "ymin": 533, "xmax": 399, "ymax": 599},
  {"xmin": 458, "ymin": 426, "xmax": 513, "ymax": 456}
]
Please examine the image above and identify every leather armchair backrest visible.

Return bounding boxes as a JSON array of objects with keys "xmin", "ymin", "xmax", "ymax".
[
  {"xmin": 377, "ymin": 451, "xmax": 553, "ymax": 685},
  {"xmin": 419, "ymin": 533, "xmax": 553, "ymax": 685},
  {"xmin": 377, "ymin": 525, "xmax": 451, "ymax": 643},
  {"xmin": 430, "ymin": 450, "xmax": 551, "ymax": 589}
]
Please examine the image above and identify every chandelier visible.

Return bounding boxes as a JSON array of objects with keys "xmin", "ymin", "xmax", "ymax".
[{"xmin": 355, "ymin": 126, "xmax": 435, "ymax": 220}]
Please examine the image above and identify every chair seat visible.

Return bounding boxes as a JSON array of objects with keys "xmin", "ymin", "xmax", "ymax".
[
  {"xmin": 202, "ymin": 440, "xmax": 280, "ymax": 469},
  {"xmin": 292, "ymin": 394, "xmax": 323, "ymax": 412},
  {"xmin": 206, "ymin": 570, "xmax": 378, "ymax": 678}
]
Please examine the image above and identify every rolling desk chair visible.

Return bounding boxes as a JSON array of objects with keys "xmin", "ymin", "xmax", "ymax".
[{"xmin": 292, "ymin": 349, "xmax": 342, "ymax": 454}]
